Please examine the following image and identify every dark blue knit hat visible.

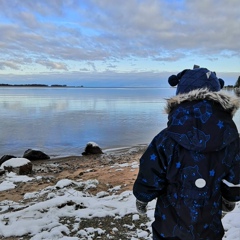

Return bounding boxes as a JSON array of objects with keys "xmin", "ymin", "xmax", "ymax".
[{"xmin": 168, "ymin": 67, "xmax": 224, "ymax": 95}]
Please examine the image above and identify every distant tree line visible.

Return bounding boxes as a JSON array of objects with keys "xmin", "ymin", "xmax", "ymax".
[{"xmin": 0, "ymin": 84, "xmax": 68, "ymax": 87}]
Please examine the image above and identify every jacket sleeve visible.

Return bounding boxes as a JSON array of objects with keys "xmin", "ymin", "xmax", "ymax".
[
  {"xmin": 221, "ymin": 138, "xmax": 240, "ymax": 202},
  {"xmin": 133, "ymin": 130, "xmax": 170, "ymax": 203}
]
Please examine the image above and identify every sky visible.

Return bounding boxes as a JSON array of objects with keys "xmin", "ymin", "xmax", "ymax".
[{"xmin": 0, "ymin": 0, "xmax": 240, "ymax": 87}]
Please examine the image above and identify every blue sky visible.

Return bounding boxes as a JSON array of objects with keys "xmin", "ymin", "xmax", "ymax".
[{"xmin": 0, "ymin": 0, "xmax": 239, "ymax": 87}]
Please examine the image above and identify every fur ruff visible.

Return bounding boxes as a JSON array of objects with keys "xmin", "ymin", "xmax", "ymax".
[{"xmin": 165, "ymin": 88, "xmax": 240, "ymax": 116}]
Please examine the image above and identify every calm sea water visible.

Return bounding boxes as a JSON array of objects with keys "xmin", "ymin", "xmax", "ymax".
[{"xmin": 0, "ymin": 87, "xmax": 239, "ymax": 157}]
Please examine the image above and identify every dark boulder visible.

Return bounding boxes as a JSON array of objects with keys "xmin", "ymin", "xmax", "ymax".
[
  {"xmin": 23, "ymin": 149, "xmax": 50, "ymax": 161},
  {"xmin": 0, "ymin": 155, "xmax": 16, "ymax": 165},
  {"xmin": 82, "ymin": 142, "xmax": 103, "ymax": 155},
  {"xmin": 19, "ymin": 162, "xmax": 33, "ymax": 175}
]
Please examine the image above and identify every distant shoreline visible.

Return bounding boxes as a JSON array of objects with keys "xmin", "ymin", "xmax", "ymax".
[
  {"xmin": 0, "ymin": 83, "xmax": 238, "ymax": 89},
  {"xmin": 0, "ymin": 84, "xmax": 174, "ymax": 89},
  {"xmin": 0, "ymin": 83, "xmax": 83, "ymax": 88}
]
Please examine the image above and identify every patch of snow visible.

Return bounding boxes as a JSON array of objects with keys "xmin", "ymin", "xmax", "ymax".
[
  {"xmin": 24, "ymin": 192, "xmax": 40, "ymax": 200},
  {"xmin": 118, "ymin": 163, "xmax": 129, "ymax": 168},
  {"xmin": 96, "ymin": 191, "xmax": 109, "ymax": 198},
  {"xmin": 137, "ymin": 229, "xmax": 149, "ymax": 238},
  {"xmin": 108, "ymin": 185, "xmax": 121, "ymax": 192},
  {"xmin": 131, "ymin": 162, "xmax": 139, "ymax": 169},
  {"xmin": 0, "ymin": 172, "xmax": 239, "ymax": 239},
  {"xmin": 6, "ymin": 172, "xmax": 34, "ymax": 182},
  {"xmin": 132, "ymin": 214, "xmax": 139, "ymax": 221},
  {"xmin": 115, "ymin": 168, "xmax": 123, "ymax": 171},
  {"xmin": 0, "ymin": 172, "xmax": 34, "ymax": 192},
  {"xmin": 78, "ymin": 227, "xmax": 105, "ymax": 238},
  {"xmin": 0, "ymin": 181, "xmax": 16, "ymax": 191},
  {"xmin": 55, "ymin": 179, "xmax": 74, "ymax": 189}
]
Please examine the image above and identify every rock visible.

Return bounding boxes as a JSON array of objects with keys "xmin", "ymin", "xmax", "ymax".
[
  {"xmin": 19, "ymin": 162, "xmax": 33, "ymax": 175},
  {"xmin": 0, "ymin": 155, "xmax": 16, "ymax": 165},
  {"xmin": 82, "ymin": 142, "xmax": 103, "ymax": 155},
  {"xmin": 1, "ymin": 158, "xmax": 33, "ymax": 175},
  {"xmin": 23, "ymin": 149, "xmax": 50, "ymax": 161}
]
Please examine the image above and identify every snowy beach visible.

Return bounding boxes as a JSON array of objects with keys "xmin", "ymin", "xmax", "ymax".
[
  {"xmin": 0, "ymin": 145, "xmax": 239, "ymax": 240},
  {"xmin": 1, "ymin": 0, "xmax": 240, "ymax": 238}
]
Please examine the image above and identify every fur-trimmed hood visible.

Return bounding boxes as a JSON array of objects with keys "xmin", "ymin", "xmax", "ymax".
[
  {"xmin": 165, "ymin": 88, "xmax": 240, "ymax": 116},
  {"xmin": 165, "ymin": 88, "xmax": 239, "ymax": 152}
]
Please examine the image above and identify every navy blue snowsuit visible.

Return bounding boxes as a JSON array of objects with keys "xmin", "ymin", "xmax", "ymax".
[{"xmin": 133, "ymin": 89, "xmax": 240, "ymax": 240}]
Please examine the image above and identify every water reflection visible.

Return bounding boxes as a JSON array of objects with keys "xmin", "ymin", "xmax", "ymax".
[
  {"xmin": 0, "ymin": 87, "xmax": 172, "ymax": 115},
  {"xmin": 0, "ymin": 87, "xmax": 239, "ymax": 157},
  {"xmin": 0, "ymin": 87, "xmax": 174, "ymax": 156}
]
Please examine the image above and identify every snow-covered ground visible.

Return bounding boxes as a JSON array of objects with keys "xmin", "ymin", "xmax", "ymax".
[
  {"xmin": 0, "ymin": 173, "xmax": 155, "ymax": 239},
  {"xmin": 0, "ymin": 167, "xmax": 239, "ymax": 239}
]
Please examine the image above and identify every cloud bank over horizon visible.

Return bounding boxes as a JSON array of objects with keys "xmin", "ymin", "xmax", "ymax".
[{"xmin": 0, "ymin": 0, "xmax": 239, "ymax": 86}]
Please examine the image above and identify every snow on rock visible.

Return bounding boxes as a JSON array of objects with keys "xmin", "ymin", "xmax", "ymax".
[
  {"xmin": 55, "ymin": 179, "xmax": 74, "ymax": 189},
  {"xmin": 82, "ymin": 142, "xmax": 103, "ymax": 155},
  {"xmin": 87, "ymin": 142, "xmax": 99, "ymax": 147},
  {"xmin": 1, "ymin": 157, "xmax": 32, "ymax": 175},
  {"xmin": 1, "ymin": 157, "xmax": 30, "ymax": 168}
]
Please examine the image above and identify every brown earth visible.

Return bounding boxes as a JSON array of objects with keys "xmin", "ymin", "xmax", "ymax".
[
  {"xmin": 0, "ymin": 145, "xmax": 146, "ymax": 205},
  {"xmin": 0, "ymin": 146, "xmax": 152, "ymax": 240}
]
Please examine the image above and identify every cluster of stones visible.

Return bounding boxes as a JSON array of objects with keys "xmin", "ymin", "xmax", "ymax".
[{"xmin": 0, "ymin": 142, "xmax": 103, "ymax": 176}]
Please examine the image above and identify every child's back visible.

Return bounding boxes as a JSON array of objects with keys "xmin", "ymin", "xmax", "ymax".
[{"xmin": 133, "ymin": 67, "xmax": 240, "ymax": 240}]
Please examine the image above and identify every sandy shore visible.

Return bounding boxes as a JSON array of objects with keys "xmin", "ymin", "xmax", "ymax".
[
  {"xmin": 0, "ymin": 145, "xmax": 147, "ymax": 203},
  {"xmin": 1, "ymin": 144, "xmax": 239, "ymax": 240},
  {"xmin": 0, "ymin": 145, "xmax": 155, "ymax": 240}
]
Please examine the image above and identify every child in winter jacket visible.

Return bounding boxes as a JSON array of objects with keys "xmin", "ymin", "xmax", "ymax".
[{"xmin": 133, "ymin": 67, "xmax": 240, "ymax": 240}]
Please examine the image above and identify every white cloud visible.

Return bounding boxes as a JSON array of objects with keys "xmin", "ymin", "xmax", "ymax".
[
  {"xmin": 0, "ymin": 61, "xmax": 20, "ymax": 70},
  {"xmin": 36, "ymin": 60, "xmax": 68, "ymax": 71},
  {"xmin": 0, "ymin": 0, "xmax": 239, "ymax": 84}
]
